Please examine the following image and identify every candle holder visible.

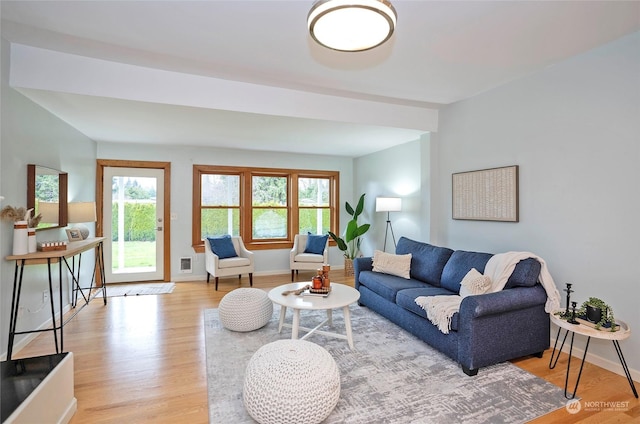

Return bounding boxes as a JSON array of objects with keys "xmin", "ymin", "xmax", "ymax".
[
  {"xmin": 563, "ymin": 283, "xmax": 574, "ymax": 317},
  {"xmin": 568, "ymin": 301, "xmax": 579, "ymax": 325}
]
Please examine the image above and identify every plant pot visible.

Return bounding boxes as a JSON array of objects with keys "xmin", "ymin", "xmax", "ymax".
[
  {"xmin": 344, "ymin": 258, "xmax": 354, "ymax": 276},
  {"xmin": 586, "ymin": 305, "xmax": 603, "ymax": 323}
]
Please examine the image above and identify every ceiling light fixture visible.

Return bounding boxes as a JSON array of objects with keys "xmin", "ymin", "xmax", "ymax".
[{"xmin": 308, "ymin": 0, "xmax": 397, "ymax": 52}]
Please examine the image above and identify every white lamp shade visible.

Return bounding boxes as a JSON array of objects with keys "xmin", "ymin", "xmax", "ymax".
[
  {"xmin": 308, "ymin": 0, "xmax": 397, "ymax": 52},
  {"xmin": 68, "ymin": 202, "xmax": 97, "ymax": 223},
  {"xmin": 38, "ymin": 202, "xmax": 59, "ymax": 223},
  {"xmin": 376, "ymin": 197, "xmax": 401, "ymax": 212}
]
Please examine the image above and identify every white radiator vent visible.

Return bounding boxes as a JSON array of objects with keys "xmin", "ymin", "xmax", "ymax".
[{"xmin": 180, "ymin": 257, "xmax": 193, "ymax": 273}]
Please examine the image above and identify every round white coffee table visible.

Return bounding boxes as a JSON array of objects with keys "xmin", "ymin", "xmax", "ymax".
[{"xmin": 268, "ymin": 282, "xmax": 360, "ymax": 349}]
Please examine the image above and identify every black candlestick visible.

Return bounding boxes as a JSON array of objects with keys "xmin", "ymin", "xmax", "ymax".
[
  {"xmin": 563, "ymin": 283, "xmax": 574, "ymax": 316},
  {"xmin": 568, "ymin": 301, "xmax": 579, "ymax": 325}
]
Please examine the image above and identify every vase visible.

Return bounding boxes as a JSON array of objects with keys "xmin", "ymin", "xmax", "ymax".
[
  {"xmin": 344, "ymin": 258, "xmax": 354, "ymax": 276},
  {"xmin": 28, "ymin": 228, "xmax": 37, "ymax": 253},
  {"xmin": 13, "ymin": 220, "xmax": 29, "ymax": 255}
]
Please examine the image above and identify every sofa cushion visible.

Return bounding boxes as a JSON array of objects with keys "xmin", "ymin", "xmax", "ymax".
[
  {"xmin": 395, "ymin": 237, "xmax": 454, "ymax": 287},
  {"xmin": 440, "ymin": 250, "xmax": 493, "ymax": 293},
  {"xmin": 396, "ymin": 287, "xmax": 460, "ymax": 332},
  {"xmin": 358, "ymin": 271, "xmax": 427, "ymax": 303},
  {"xmin": 505, "ymin": 258, "xmax": 541, "ymax": 288},
  {"xmin": 372, "ymin": 250, "xmax": 412, "ymax": 279}
]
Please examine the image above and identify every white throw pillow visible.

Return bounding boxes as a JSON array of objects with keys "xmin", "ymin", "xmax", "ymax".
[
  {"xmin": 372, "ymin": 250, "xmax": 412, "ymax": 279},
  {"xmin": 459, "ymin": 268, "xmax": 492, "ymax": 298}
]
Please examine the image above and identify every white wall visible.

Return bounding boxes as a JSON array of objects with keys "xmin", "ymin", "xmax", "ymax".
[
  {"xmin": 96, "ymin": 142, "xmax": 355, "ymax": 279},
  {"xmin": 1, "ymin": 38, "xmax": 97, "ymax": 359},
  {"xmin": 434, "ymin": 33, "xmax": 640, "ymax": 376},
  {"xmin": 354, "ymin": 136, "xmax": 430, "ymax": 256}
]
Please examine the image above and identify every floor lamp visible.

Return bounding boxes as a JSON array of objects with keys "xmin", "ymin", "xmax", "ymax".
[{"xmin": 375, "ymin": 197, "xmax": 401, "ymax": 252}]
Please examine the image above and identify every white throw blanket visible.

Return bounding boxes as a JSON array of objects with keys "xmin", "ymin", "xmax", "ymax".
[{"xmin": 415, "ymin": 252, "xmax": 561, "ymax": 334}]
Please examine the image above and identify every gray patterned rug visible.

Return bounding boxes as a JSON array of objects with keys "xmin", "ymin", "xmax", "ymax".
[{"xmin": 205, "ymin": 305, "xmax": 568, "ymax": 423}]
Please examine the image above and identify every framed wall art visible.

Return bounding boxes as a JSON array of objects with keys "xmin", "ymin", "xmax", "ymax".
[{"xmin": 452, "ymin": 165, "xmax": 519, "ymax": 222}]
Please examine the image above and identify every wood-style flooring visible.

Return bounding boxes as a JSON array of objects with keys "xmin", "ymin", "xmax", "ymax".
[{"xmin": 14, "ymin": 272, "xmax": 639, "ymax": 423}]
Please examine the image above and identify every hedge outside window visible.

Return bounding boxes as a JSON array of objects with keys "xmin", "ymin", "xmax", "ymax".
[{"xmin": 192, "ymin": 165, "xmax": 339, "ymax": 251}]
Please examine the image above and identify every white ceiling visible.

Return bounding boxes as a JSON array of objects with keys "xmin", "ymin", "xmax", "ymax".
[{"xmin": 2, "ymin": 1, "xmax": 639, "ymax": 157}]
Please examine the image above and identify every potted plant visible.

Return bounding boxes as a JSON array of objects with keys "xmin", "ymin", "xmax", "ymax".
[
  {"xmin": 577, "ymin": 297, "xmax": 616, "ymax": 331},
  {"xmin": 328, "ymin": 193, "xmax": 370, "ymax": 275}
]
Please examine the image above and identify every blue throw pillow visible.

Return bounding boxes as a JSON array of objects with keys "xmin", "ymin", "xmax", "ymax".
[
  {"xmin": 207, "ymin": 235, "xmax": 238, "ymax": 259},
  {"xmin": 304, "ymin": 233, "xmax": 328, "ymax": 255}
]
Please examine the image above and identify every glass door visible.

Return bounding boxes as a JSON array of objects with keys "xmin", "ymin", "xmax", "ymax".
[{"xmin": 103, "ymin": 167, "xmax": 164, "ymax": 283}]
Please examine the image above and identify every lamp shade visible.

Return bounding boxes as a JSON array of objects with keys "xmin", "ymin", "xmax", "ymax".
[
  {"xmin": 308, "ymin": 0, "xmax": 397, "ymax": 52},
  {"xmin": 68, "ymin": 202, "xmax": 96, "ymax": 223},
  {"xmin": 38, "ymin": 202, "xmax": 59, "ymax": 224},
  {"xmin": 376, "ymin": 197, "xmax": 401, "ymax": 212}
]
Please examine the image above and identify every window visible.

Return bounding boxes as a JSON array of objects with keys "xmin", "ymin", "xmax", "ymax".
[
  {"xmin": 193, "ymin": 165, "xmax": 339, "ymax": 251},
  {"xmin": 252, "ymin": 175, "xmax": 288, "ymax": 240},
  {"xmin": 298, "ymin": 177, "xmax": 330, "ymax": 235},
  {"xmin": 200, "ymin": 173, "xmax": 240, "ymax": 238}
]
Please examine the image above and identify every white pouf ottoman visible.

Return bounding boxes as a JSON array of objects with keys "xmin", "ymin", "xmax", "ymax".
[
  {"xmin": 243, "ymin": 339, "xmax": 341, "ymax": 424},
  {"xmin": 219, "ymin": 288, "xmax": 273, "ymax": 332}
]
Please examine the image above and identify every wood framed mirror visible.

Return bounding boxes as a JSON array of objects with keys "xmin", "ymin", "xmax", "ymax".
[{"xmin": 27, "ymin": 164, "xmax": 68, "ymax": 230}]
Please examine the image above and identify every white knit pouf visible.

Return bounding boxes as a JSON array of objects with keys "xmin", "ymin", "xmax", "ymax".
[
  {"xmin": 219, "ymin": 288, "xmax": 273, "ymax": 332},
  {"xmin": 243, "ymin": 339, "xmax": 340, "ymax": 424}
]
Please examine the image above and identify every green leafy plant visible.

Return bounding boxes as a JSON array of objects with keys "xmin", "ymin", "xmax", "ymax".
[
  {"xmin": 328, "ymin": 193, "xmax": 370, "ymax": 260},
  {"xmin": 577, "ymin": 297, "xmax": 616, "ymax": 331}
]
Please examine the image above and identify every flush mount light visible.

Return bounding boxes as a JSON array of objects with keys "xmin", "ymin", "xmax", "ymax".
[{"xmin": 308, "ymin": 0, "xmax": 397, "ymax": 52}]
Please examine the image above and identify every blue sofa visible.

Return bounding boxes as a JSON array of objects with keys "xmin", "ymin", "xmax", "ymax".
[{"xmin": 354, "ymin": 237, "xmax": 550, "ymax": 376}]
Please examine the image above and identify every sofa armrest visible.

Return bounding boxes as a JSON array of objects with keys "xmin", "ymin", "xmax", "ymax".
[
  {"xmin": 457, "ymin": 284, "xmax": 551, "ymax": 373},
  {"xmin": 353, "ymin": 257, "xmax": 373, "ymax": 290},
  {"xmin": 459, "ymin": 285, "xmax": 548, "ymax": 319}
]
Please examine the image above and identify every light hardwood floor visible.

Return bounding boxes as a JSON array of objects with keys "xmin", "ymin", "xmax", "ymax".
[{"xmin": 14, "ymin": 272, "xmax": 639, "ymax": 423}]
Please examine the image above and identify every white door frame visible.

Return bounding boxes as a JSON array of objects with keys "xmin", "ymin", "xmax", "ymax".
[{"xmin": 97, "ymin": 160, "xmax": 171, "ymax": 282}]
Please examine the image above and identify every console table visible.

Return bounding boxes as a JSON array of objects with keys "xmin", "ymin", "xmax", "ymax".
[
  {"xmin": 549, "ymin": 311, "xmax": 638, "ymax": 399},
  {"xmin": 6, "ymin": 237, "xmax": 106, "ymax": 360}
]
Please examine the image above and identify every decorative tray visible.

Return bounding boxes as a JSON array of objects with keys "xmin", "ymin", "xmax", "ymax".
[
  {"xmin": 309, "ymin": 286, "xmax": 331, "ymax": 294},
  {"xmin": 37, "ymin": 241, "xmax": 68, "ymax": 252}
]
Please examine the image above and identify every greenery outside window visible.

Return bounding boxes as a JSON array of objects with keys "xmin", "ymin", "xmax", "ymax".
[{"xmin": 193, "ymin": 165, "xmax": 339, "ymax": 251}]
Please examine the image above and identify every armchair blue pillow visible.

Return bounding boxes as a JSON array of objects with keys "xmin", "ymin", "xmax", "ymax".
[
  {"xmin": 304, "ymin": 233, "xmax": 328, "ymax": 255},
  {"xmin": 207, "ymin": 235, "xmax": 238, "ymax": 259}
]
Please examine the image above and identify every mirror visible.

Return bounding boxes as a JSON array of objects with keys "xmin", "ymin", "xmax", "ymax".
[{"xmin": 27, "ymin": 164, "xmax": 68, "ymax": 230}]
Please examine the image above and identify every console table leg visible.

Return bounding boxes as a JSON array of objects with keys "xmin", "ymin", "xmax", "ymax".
[
  {"xmin": 7, "ymin": 261, "xmax": 25, "ymax": 361},
  {"xmin": 47, "ymin": 259, "xmax": 60, "ymax": 354},
  {"xmin": 612, "ymin": 340, "xmax": 639, "ymax": 398}
]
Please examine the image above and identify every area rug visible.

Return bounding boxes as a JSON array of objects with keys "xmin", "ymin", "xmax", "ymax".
[
  {"xmin": 205, "ymin": 305, "xmax": 569, "ymax": 423},
  {"xmin": 105, "ymin": 282, "xmax": 175, "ymax": 297}
]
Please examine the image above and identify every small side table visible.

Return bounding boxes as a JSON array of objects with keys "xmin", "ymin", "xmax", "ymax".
[{"xmin": 549, "ymin": 311, "xmax": 638, "ymax": 399}]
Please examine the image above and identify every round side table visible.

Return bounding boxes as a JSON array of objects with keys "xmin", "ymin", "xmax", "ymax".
[{"xmin": 549, "ymin": 311, "xmax": 638, "ymax": 399}]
